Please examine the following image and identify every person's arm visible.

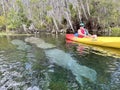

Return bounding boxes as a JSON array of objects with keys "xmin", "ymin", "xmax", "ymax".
[{"xmin": 85, "ymin": 29, "xmax": 91, "ymax": 36}]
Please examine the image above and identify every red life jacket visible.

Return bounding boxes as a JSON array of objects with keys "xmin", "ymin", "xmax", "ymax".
[{"xmin": 78, "ymin": 28, "xmax": 85, "ymax": 38}]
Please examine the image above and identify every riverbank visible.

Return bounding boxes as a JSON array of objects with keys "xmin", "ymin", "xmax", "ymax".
[{"xmin": 0, "ymin": 32, "xmax": 33, "ymax": 36}]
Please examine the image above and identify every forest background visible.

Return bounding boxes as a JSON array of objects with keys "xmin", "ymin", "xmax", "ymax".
[{"xmin": 0, "ymin": 0, "xmax": 120, "ymax": 35}]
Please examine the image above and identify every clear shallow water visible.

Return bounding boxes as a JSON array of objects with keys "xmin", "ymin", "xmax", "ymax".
[{"xmin": 0, "ymin": 34, "xmax": 120, "ymax": 90}]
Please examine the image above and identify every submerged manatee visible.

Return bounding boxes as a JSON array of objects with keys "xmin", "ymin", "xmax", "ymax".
[
  {"xmin": 25, "ymin": 37, "xmax": 56, "ymax": 49},
  {"xmin": 25, "ymin": 37, "xmax": 97, "ymax": 85},
  {"xmin": 45, "ymin": 49, "xmax": 97, "ymax": 85},
  {"xmin": 11, "ymin": 39, "xmax": 31, "ymax": 51}
]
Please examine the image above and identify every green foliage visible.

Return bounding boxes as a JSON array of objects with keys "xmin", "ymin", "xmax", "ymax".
[
  {"xmin": 16, "ymin": 0, "xmax": 28, "ymax": 23},
  {"xmin": 111, "ymin": 27, "xmax": 120, "ymax": 36},
  {"xmin": 7, "ymin": 9, "xmax": 21, "ymax": 29},
  {"xmin": 46, "ymin": 6, "xmax": 52, "ymax": 11},
  {"xmin": 7, "ymin": 0, "xmax": 30, "ymax": 30},
  {"xmin": 30, "ymin": 0, "xmax": 46, "ymax": 4},
  {"xmin": 1, "ymin": 0, "xmax": 120, "ymax": 33},
  {"xmin": 30, "ymin": 0, "xmax": 39, "ymax": 3},
  {"xmin": 35, "ymin": 20, "xmax": 46, "ymax": 29},
  {"xmin": 0, "ymin": 16, "xmax": 6, "ymax": 26},
  {"xmin": 38, "ymin": 16, "xmax": 54, "ymax": 29},
  {"xmin": 69, "ymin": 3, "xmax": 77, "ymax": 20},
  {"xmin": 90, "ymin": 0, "xmax": 120, "ymax": 27},
  {"xmin": 16, "ymin": 0, "xmax": 23, "ymax": 9},
  {"xmin": 45, "ymin": 16, "xmax": 53, "ymax": 24}
]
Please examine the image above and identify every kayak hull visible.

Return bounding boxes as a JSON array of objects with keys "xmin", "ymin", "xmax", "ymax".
[{"xmin": 66, "ymin": 34, "xmax": 120, "ymax": 49}]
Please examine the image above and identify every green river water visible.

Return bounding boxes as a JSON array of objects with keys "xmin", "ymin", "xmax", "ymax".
[{"xmin": 0, "ymin": 33, "xmax": 120, "ymax": 90}]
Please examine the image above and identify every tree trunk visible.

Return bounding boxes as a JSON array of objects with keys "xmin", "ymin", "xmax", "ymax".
[
  {"xmin": 1, "ymin": 0, "xmax": 6, "ymax": 16},
  {"xmin": 86, "ymin": 0, "xmax": 90, "ymax": 16},
  {"xmin": 64, "ymin": 0, "xmax": 75, "ymax": 33},
  {"xmin": 51, "ymin": 10, "xmax": 59, "ymax": 34},
  {"xmin": 78, "ymin": 0, "xmax": 88, "ymax": 20},
  {"xmin": 76, "ymin": 0, "xmax": 82, "ymax": 22},
  {"xmin": 65, "ymin": 12, "xmax": 75, "ymax": 33}
]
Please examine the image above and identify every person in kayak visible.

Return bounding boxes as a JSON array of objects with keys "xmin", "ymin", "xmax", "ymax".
[
  {"xmin": 75, "ymin": 22, "xmax": 97, "ymax": 39},
  {"xmin": 78, "ymin": 23, "xmax": 89, "ymax": 38}
]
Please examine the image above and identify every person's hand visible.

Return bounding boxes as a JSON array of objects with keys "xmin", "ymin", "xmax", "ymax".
[{"xmin": 91, "ymin": 35, "xmax": 97, "ymax": 41}]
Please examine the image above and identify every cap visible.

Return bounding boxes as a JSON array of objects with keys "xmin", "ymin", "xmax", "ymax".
[{"xmin": 80, "ymin": 23, "xmax": 84, "ymax": 26}]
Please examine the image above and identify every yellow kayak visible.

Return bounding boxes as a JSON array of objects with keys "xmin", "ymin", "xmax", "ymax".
[{"xmin": 66, "ymin": 34, "xmax": 120, "ymax": 49}]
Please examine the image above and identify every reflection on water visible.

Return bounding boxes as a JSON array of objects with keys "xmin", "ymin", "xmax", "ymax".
[
  {"xmin": 0, "ymin": 35, "xmax": 120, "ymax": 90},
  {"xmin": 66, "ymin": 40, "xmax": 120, "ymax": 58},
  {"xmin": 110, "ymin": 62, "xmax": 120, "ymax": 89},
  {"xmin": 66, "ymin": 40, "xmax": 120, "ymax": 90}
]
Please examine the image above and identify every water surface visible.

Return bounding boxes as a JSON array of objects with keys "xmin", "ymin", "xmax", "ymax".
[{"xmin": 0, "ymin": 34, "xmax": 120, "ymax": 90}]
